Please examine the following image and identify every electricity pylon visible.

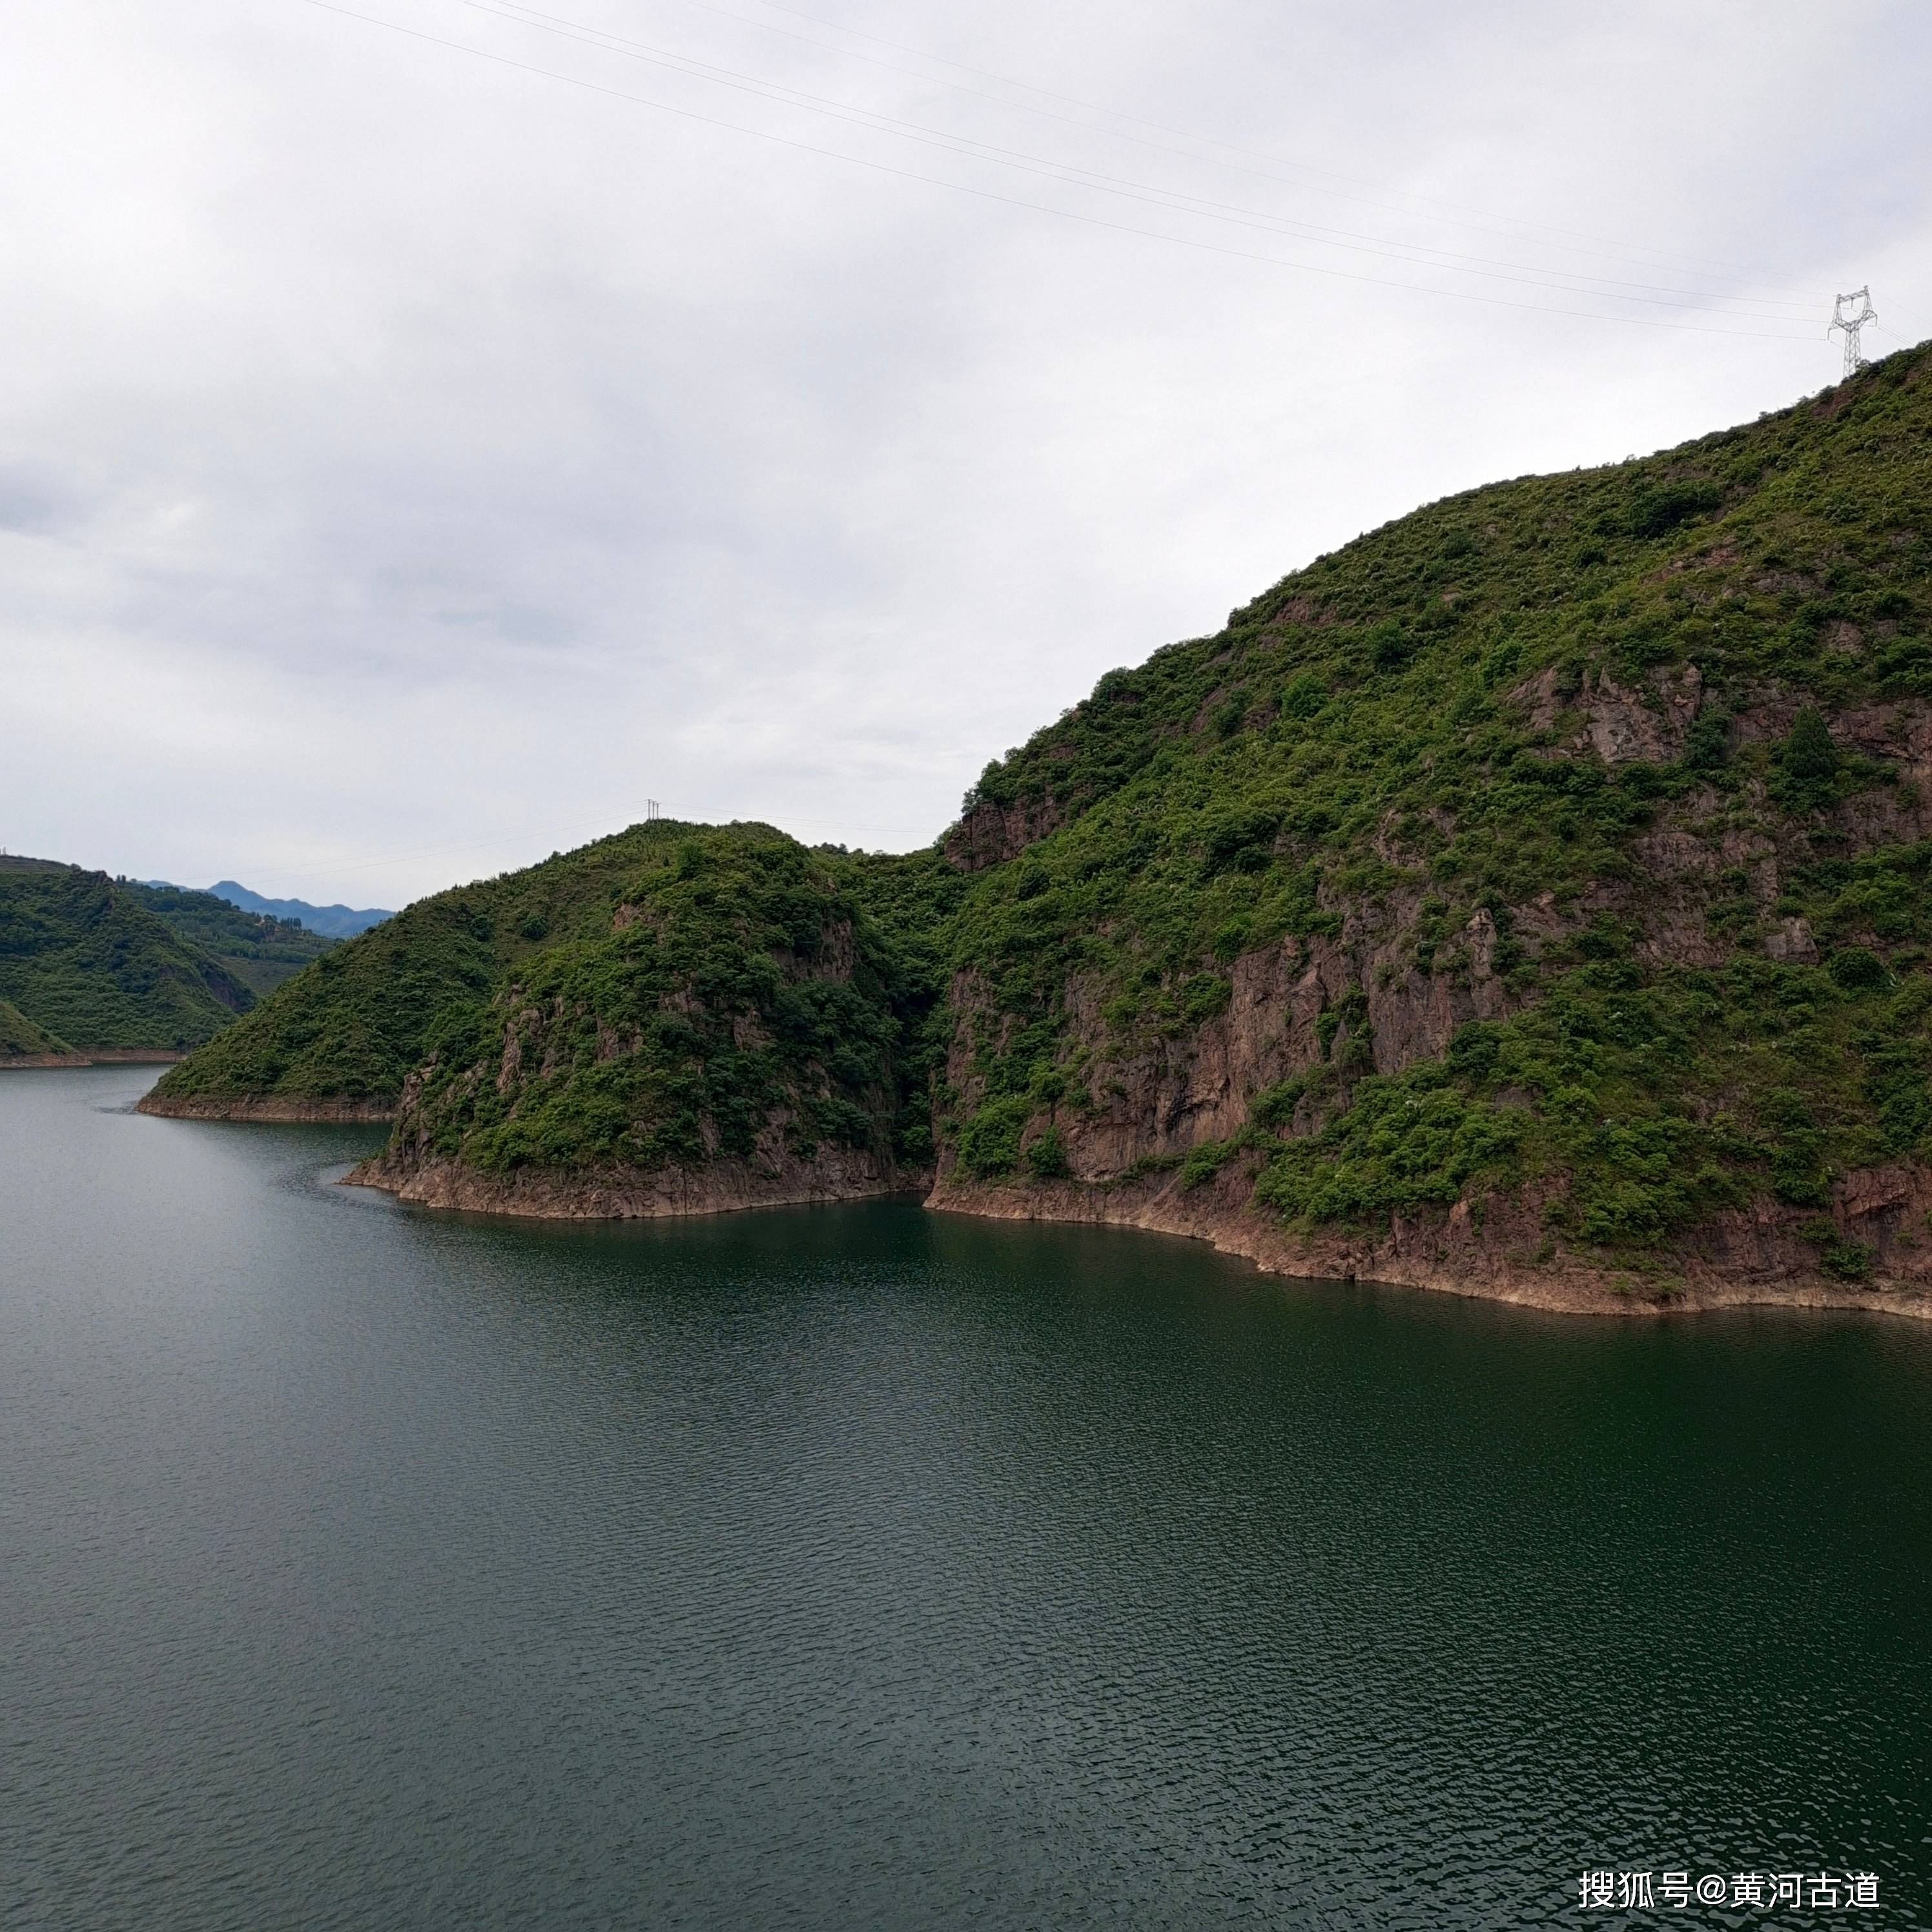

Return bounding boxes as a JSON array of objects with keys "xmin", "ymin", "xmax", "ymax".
[{"xmin": 1829, "ymin": 287, "xmax": 1878, "ymax": 379}]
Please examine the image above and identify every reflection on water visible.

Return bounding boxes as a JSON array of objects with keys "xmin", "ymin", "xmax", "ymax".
[{"xmin": 5, "ymin": 1067, "xmax": 1929, "ymax": 1929}]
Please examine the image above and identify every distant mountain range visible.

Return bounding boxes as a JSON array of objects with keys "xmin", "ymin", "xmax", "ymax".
[
  {"xmin": 0, "ymin": 857, "xmax": 376, "ymax": 1056},
  {"xmin": 203, "ymin": 882, "xmax": 392, "ymax": 939},
  {"xmin": 0, "ymin": 865, "xmax": 264, "ymax": 1054}
]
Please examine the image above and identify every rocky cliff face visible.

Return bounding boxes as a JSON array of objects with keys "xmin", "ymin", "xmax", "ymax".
[
  {"xmin": 945, "ymin": 912, "xmax": 1518, "ymax": 1180},
  {"xmin": 1511, "ymin": 661, "xmax": 1706, "ymax": 765},
  {"xmin": 929, "ymin": 687, "xmax": 1932, "ymax": 1310},
  {"xmin": 148, "ymin": 346, "xmax": 1932, "ymax": 1313},
  {"xmin": 942, "ymin": 792, "xmax": 1068, "ymax": 872},
  {"xmin": 923, "ymin": 349, "xmax": 1932, "ymax": 1308},
  {"xmin": 926, "ymin": 1162, "xmax": 1932, "ymax": 1319},
  {"xmin": 354, "ymin": 1008, "xmax": 914, "ymax": 1217}
]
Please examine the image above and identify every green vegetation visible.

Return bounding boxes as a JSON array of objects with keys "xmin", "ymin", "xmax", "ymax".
[
  {"xmin": 118, "ymin": 881, "xmax": 334, "ymax": 996},
  {"xmin": 0, "ymin": 996, "xmax": 73, "ymax": 1058},
  {"xmin": 150, "ymin": 823, "xmax": 950, "ymax": 1151},
  {"xmin": 152, "ymin": 828, "xmax": 680, "ymax": 1104},
  {"xmin": 397, "ymin": 824, "xmax": 934, "ymax": 1175},
  {"xmin": 158, "ymin": 344, "xmax": 1932, "ymax": 1262},
  {"xmin": 936, "ymin": 343, "xmax": 1932, "ymax": 1253},
  {"xmin": 0, "ymin": 868, "xmax": 254, "ymax": 1051},
  {"xmin": 0, "ymin": 858, "xmax": 334, "ymax": 1051}
]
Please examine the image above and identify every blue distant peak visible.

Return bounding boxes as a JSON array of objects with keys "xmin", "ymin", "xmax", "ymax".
[{"xmin": 207, "ymin": 881, "xmax": 393, "ymax": 940}]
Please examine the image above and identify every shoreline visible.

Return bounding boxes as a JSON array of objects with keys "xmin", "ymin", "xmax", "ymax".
[
  {"xmin": 4, "ymin": 1050, "xmax": 186, "ymax": 1070},
  {"xmin": 353, "ymin": 1146, "xmax": 1932, "ymax": 1322},
  {"xmin": 136, "ymin": 1092, "xmax": 396, "ymax": 1123},
  {"xmin": 346, "ymin": 1148, "xmax": 921, "ymax": 1220},
  {"xmin": 925, "ymin": 1168, "xmax": 1932, "ymax": 1323},
  {"xmin": 120, "ymin": 1085, "xmax": 1932, "ymax": 1322}
]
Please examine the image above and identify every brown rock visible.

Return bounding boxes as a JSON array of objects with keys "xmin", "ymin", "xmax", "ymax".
[{"xmin": 942, "ymin": 794, "xmax": 1067, "ymax": 872}]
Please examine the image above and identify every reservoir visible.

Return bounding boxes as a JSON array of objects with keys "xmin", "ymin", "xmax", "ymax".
[{"xmin": 6, "ymin": 1067, "xmax": 1929, "ymax": 1927}]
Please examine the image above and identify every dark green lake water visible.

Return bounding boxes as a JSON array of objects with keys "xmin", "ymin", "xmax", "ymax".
[{"xmin": 4, "ymin": 1067, "xmax": 1929, "ymax": 1929}]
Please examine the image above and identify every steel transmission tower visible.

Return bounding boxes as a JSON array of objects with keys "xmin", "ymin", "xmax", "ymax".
[{"xmin": 1828, "ymin": 287, "xmax": 1878, "ymax": 378}]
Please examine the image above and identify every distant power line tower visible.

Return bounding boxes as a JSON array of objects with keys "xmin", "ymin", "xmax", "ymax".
[
  {"xmin": 1829, "ymin": 287, "xmax": 1878, "ymax": 378},
  {"xmin": 646, "ymin": 798, "xmax": 661, "ymax": 821}
]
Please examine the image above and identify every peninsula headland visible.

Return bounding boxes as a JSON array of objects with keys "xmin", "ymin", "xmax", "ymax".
[{"xmin": 139, "ymin": 345, "xmax": 1932, "ymax": 1317}]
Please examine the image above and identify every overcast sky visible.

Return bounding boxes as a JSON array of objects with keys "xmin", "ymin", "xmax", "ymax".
[{"xmin": 5, "ymin": 1, "xmax": 1928, "ymax": 906}]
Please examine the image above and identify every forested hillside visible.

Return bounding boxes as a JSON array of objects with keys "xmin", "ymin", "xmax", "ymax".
[
  {"xmin": 121, "ymin": 880, "xmax": 334, "ymax": 996},
  {"xmin": 929, "ymin": 341, "xmax": 1932, "ymax": 1289},
  {"xmin": 146, "ymin": 344, "xmax": 1932, "ymax": 1300},
  {"xmin": 146, "ymin": 824, "xmax": 953, "ymax": 1119},
  {"xmin": 0, "ymin": 996, "xmax": 73, "ymax": 1058},
  {"xmin": 0, "ymin": 867, "xmax": 255, "ymax": 1053},
  {"xmin": 354, "ymin": 825, "xmax": 946, "ymax": 1209}
]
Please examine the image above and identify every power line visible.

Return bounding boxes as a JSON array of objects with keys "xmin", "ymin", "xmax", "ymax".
[
  {"xmin": 447, "ymin": 0, "xmax": 1821, "ymax": 318},
  {"xmin": 724, "ymin": 0, "xmax": 1791, "ymax": 283},
  {"xmin": 508, "ymin": 0, "xmax": 1817, "ymax": 291},
  {"xmin": 295, "ymin": 0, "xmax": 1822, "ymax": 342},
  {"xmin": 1829, "ymin": 287, "xmax": 1878, "ymax": 378}
]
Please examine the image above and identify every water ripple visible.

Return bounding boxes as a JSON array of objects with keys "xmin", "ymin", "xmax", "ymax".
[{"xmin": 3, "ymin": 1068, "xmax": 1928, "ymax": 1929}]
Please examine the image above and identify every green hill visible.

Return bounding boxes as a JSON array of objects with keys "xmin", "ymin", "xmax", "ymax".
[
  {"xmin": 0, "ymin": 996, "xmax": 74, "ymax": 1059},
  {"xmin": 119, "ymin": 879, "xmax": 334, "ymax": 996},
  {"xmin": 923, "ymin": 343, "xmax": 1932, "ymax": 1281},
  {"xmin": 149, "ymin": 344, "xmax": 1932, "ymax": 1299},
  {"xmin": 149, "ymin": 824, "xmax": 952, "ymax": 1187},
  {"xmin": 145, "ymin": 825, "xmax": 688, "ymax": 1105},
  {"xmin": 145, "ymin": 822, "xmax": 951, "ymax": 1111},
  {"xmin": 367, "ymin": 824, "xmax": 941, "ymax": 1195},
  {"xmin": 0, "ymin": 868, "xmax": 256, "ymax": 1051}
]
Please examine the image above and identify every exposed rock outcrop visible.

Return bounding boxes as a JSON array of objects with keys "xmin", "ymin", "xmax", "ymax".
[
  {"xmin": 943, "ymin": 793, "xmax": 1067, "ymax": 872},
  {"xmin": 1511, "ymin": 661, "xmax": 1704, "ymax": 763},
  {"xmin": 138, "ymin": 1091, "xmax": 394, "ymax": 1122},
  {"xmin": 927, "ymin": 1160, "xmax": 1932, "ymax": 1321},
  {"xmin": 948, "ymin": 906, "xmax": 1524, "ymax": 1184},
  {"xmin": 351, "ymin": 1143, "xmax": 912, "ymax": 1218}
]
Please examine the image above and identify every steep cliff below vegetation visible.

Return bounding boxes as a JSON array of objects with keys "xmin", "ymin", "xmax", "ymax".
[
  {"xmin": 919, "ymin": 344, "xmax": 1932, "ymax": 1310},
  {"xmin": 152, "ymin": 344, "xmax": 1932, "ymax": 1307}
]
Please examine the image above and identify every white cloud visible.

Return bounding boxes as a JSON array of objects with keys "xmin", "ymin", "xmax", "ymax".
[{"xmin": 3, "ymin": 0, "xmax": 1927, "ymax": 901}]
